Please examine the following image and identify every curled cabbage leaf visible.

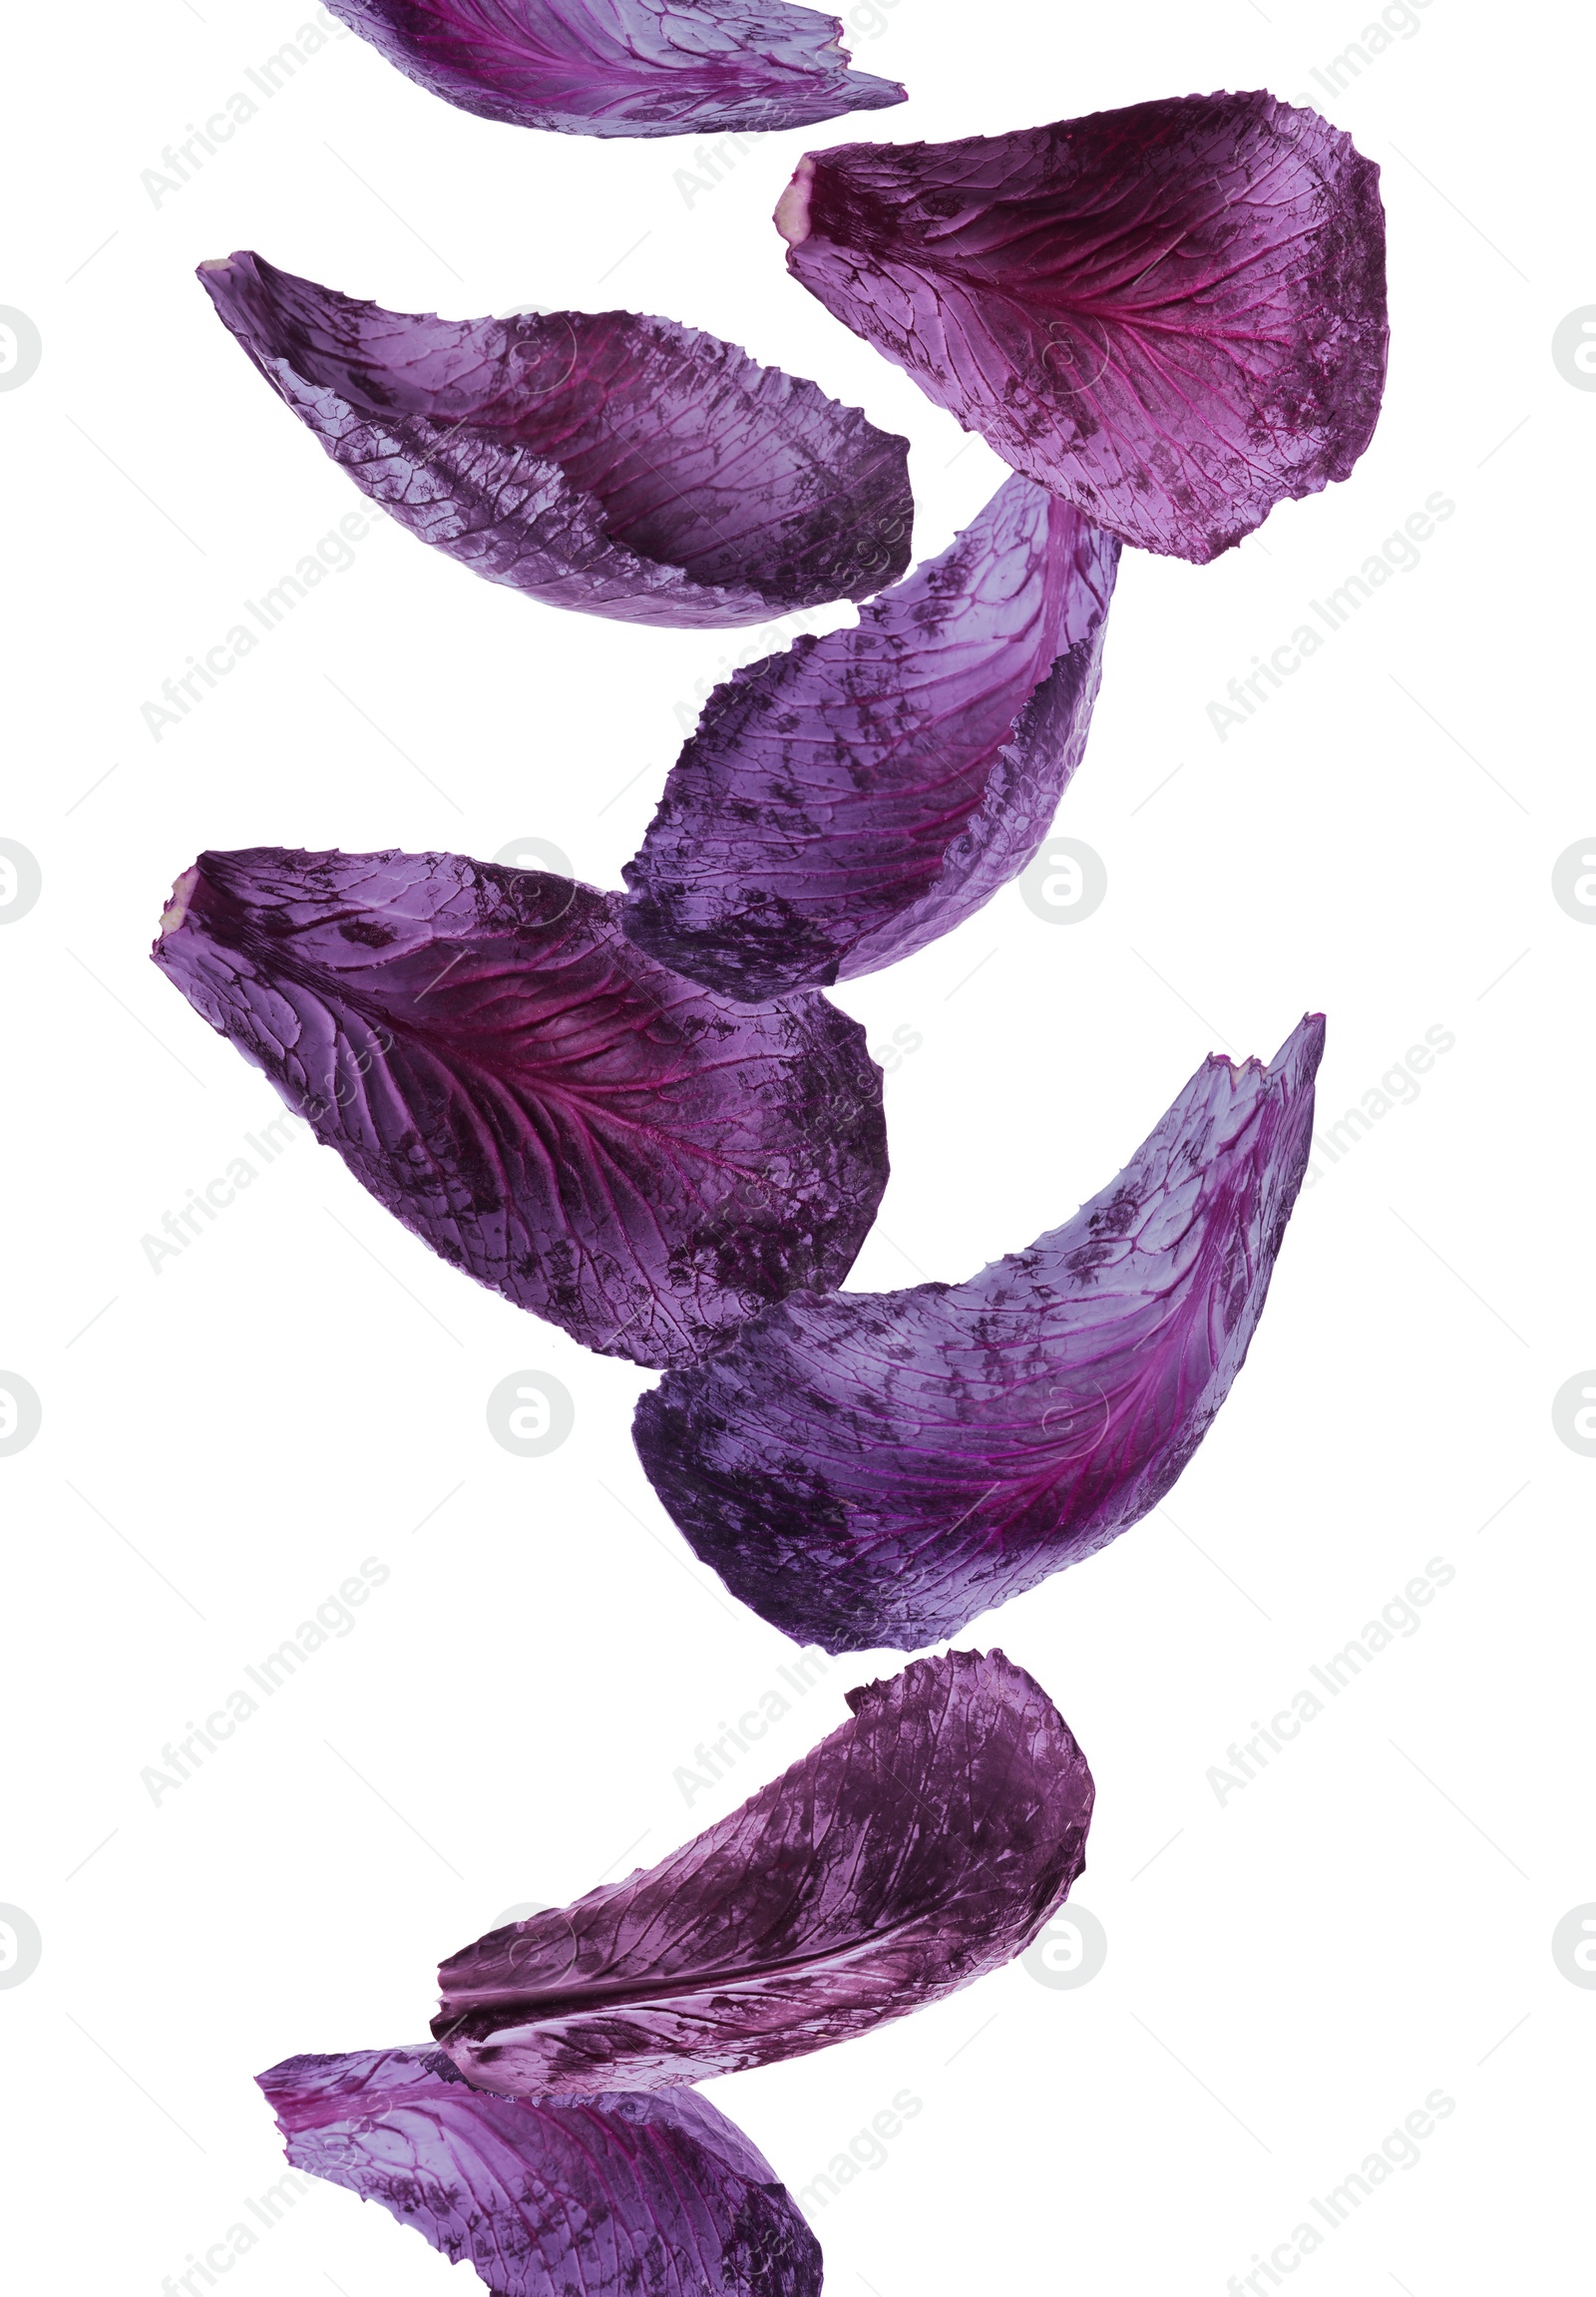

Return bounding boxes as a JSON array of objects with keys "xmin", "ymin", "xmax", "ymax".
[
  {"xmin": 777, "ymin": 94, "xmax": 1388, "ymax": 563},
  {"xmin": 633, "ymin": 1018, "xmax": 1323, "ymax": 1650},
  {"xmin": 434, "ymin": 1648, "xmax": 1092, "ymax": 2093},
  {"xmin": 326, "ymin": 0, "xmax": 905, "ymax": 138},
  {"xmin": 200, "ymin": 252, "xmax": 913, "ymax": 626},
  {"xmin": 621, "ymin": 474, "xmax": 1119, "ymax": 999},
  {"xmin": 152, "ymin": 848, "xmax": 887, "ymax": 1368},
  {"xmin": 259, "ymin": 2046, "xmax": 823, "ymax": 2297}
]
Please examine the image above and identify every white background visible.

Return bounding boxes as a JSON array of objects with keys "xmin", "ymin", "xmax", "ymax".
[{"xmin": 2, "ymin": 0, "xmax": 1592, "ymax": 2290}]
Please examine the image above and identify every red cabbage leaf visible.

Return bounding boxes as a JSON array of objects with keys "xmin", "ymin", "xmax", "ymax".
[
  {"xmin": 325, "ymin": 0, "xmax": 905, "ymax": 138},
  {"xmin": 632, "ymin": 1018, "xmax": 1323, "ymax": 1651},
  {"xmin": 777, "ymin": 94, "xmax": 1388, "ymax": 563},
  {"xmin": 199, "ymin": 252, "xmax": 913, "ymax": 627},
  {"xmin": 434, "ymin": 1648, "xmax": 1092, "ymax": 2093},
  {"xmin": 621, "ymin": 474, "xmax": 1118, "ymax": 999},
  {"xmin": 151, "ymin": 849, "xmax": 887, "ymax": 1368},
  {"xmin": 258, "ymin": 2046, "xmax": 823, "ymax": 2297}
]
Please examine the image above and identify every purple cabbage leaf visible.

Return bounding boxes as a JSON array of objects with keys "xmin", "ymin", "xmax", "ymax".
[
  {"xmin": 776, "ymin": 94, "xmax": 1388, "ymax": 563},
  {"xmin": 632, "ymin": 1017, "xmax": 1324, "ymax": 1652},
  {"xmin": 151, "ymin": 848, "xmax": 887, "ymax": 1368},
  {"xmin": 258, "ymin": 2046, "xmax": 823, "ymax": 2297},
  {"xmin": 621, "ymin": 473, "xmax": 1119, "ymax": 999},
  {"xmin": 433, "ymin": 1648, "xmax": 1092, "ymax": 2094},
  {"xmin": 199, "ymin": 252, "xmax": 913, "ymax": 627},
  {"xmin": 324, "ymin": 0, "xmax": 905, "ymax": 139}
]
